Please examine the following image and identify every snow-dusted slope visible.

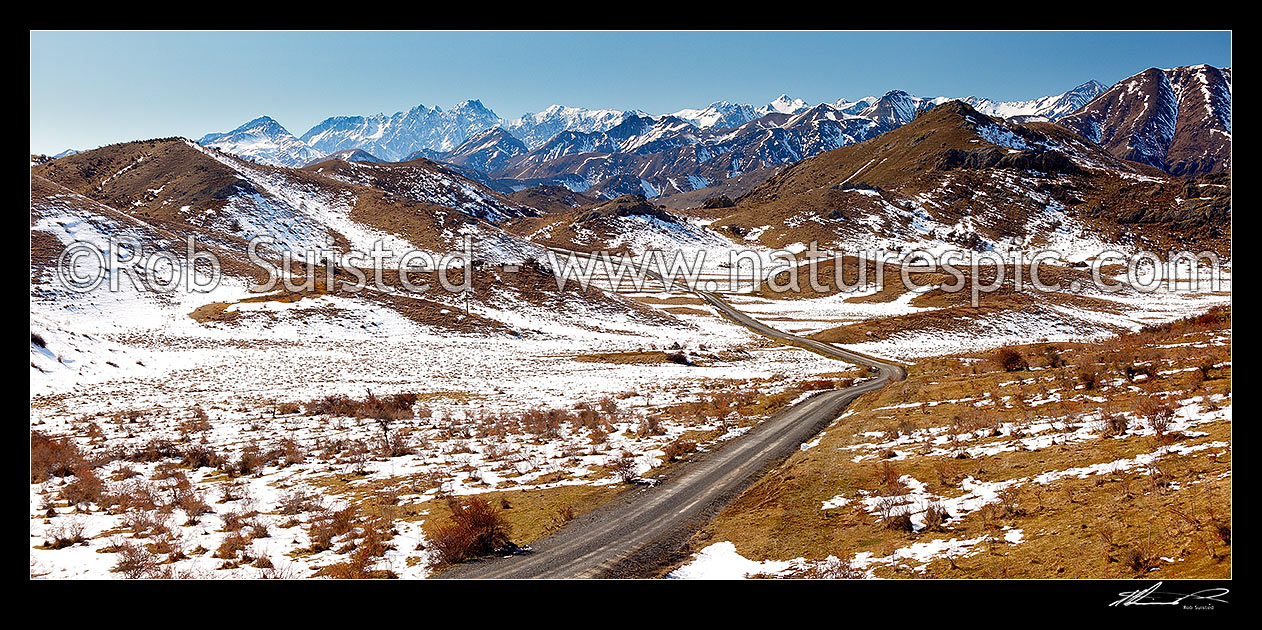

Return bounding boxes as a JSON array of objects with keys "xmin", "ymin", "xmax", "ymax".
[
  {"xmin": 305, "ymin": 148, "xmax": 386, "ymax": 166},
  {"xmin": 436, "ymin": 128, "xmax": 529, "ymax": 172},
  {"xmin": 1059, "ymin": 65, "xmax": 1231, "ymax": 176},
  {"xmin": 706, "ymin": 98, "xmax": 1232, "ymax": 258}
]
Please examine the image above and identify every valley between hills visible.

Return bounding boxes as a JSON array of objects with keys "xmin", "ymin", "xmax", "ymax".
[{"xmin": 30, "ymin": 62, "xmax": 1230, "ymax": 580}]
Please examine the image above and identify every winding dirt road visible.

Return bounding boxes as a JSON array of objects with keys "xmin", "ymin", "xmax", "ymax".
[{"xmin": 441, "ymin": 255, "xmax": 905, "ymax": 579}]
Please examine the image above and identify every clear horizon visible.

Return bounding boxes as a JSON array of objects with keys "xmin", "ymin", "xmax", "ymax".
[{"xmin": 29, "ymin": 30, "xmax": 1231, "ymax": 155}]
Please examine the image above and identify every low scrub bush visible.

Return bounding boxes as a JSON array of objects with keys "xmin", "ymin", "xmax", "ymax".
[
  {"xmin": 181, "ymin": 443, "xmax": 225, "ymax": 469},
  {"xmin": 61, "ymin": 468, "xmax": 107, "ymax": 509},
  {"xmin": 31, "ymin": 432, "xmax": 87, "ymax": 482},
  {"xmin": 1078, "ymin": 369, "xmax": 1098, "ymax": 390},
  {"xmin": 662, "ymin": 439, "xmax": 698, "ymax": 462},
  {"xmin": 429, "ymin": 496, "xmax": 513, "ymax": 565},
  {"xmin": 113, "ymin": 540, "xmax": 160, "ymax": 578},
  {"xmin": 44, "ymin": 518, "xmax": 88, "ymax": 549},
  {"xmin": 307, "ymin": 392, "xmax": 418, "ymax": 420},
  {"xmin": 994, "ymin": 348, "xmax": 1028, "ymax": 372},
  {"xmin": 214, "ymin": 532, "xmax": 250, "ymax": 560}
]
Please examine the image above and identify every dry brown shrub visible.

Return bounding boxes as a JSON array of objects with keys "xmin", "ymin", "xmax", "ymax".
[
  {"xmin": 1136, "ymin": 395, "xmax": 1175, "ymax": 441},
  {"xmin": 278, "ymin": 489, "xmax": 320, "ymax": 515},
  {"xmin": 549, "ymin": 504, "xmax": 577, "ymax": 532},
  {"xmin": 875, "ymin": 497, "xmax": 914, "ymax": 532},
  {"xmin": 44, "ymin": 518, "xmax": 88, "ymax": 549},
  {"xmin": 113, "ymin": 540, "xmax": 160, "ymax": 578},
  {"xmin": 178, "ymin": 407, "xmax": 213, "ymax": 436},
  {"xmin": 181, "ymin": 442, "xmax": 225, "ymax": 469},
  {"xmin": 788, "ymin": 556, "xmax": 865, "ymax": 579},
  {"xmin": 662, "ymin": 439, "xmax": 698, "ymax": 462},
  {"xmin": 308, "ymin": 506, "xmax": 358, "ymax": 552},
  {"xmin": 1122, "ymin": 541, "xmax": 1159, "ymax": 574},
  {"xmin": 1078, "ymin": 369, "xmax": 1099, "ymax": 390},
  {"xmin": 308, "ymin": 392, "xmax": 417, "ymax": 420},
  {"xmin": 612, "ymin": 451, "xmax": 640, "ymax": 483},
  {"xmin": 876, "ymin": 461, "xmax": 907, "ymax": 496},
  {"xmin": 933, "ymin": 459, "xmax": 962, "ymax": 487},
  {"xmin": 922, "ymin": 501, "xmax": 949, "ymax": 532},
  {"xmin": 378, "ymin": 430, "xmax": 413, "ymax": 458},
  {"xmin": 31, "ymin": 431, "xmax": 87, "ymax": 482},
  {"xmin": 61, "ymin": 467, "xmax": 107, "ymax": 508},
  {"xmin": 994, "ymin": 348, "xmax": 1028, "ymax": 372},
  {"xmin": 429, "ymin": 496, "xmax": 513, "ymax": 565},
  {"xmin": 123, "ymin": 510, "xmax": 171, "ymax": 538},
  {"xmin": 1042, "ymin": 345, "xmax": 1067, "ymax": 368},
  {"xmin": 215, "ymin": 532, "xmax": 250, "ymax": 559},
  {"xmin": 130, "ymin": 438, "xmax": 180, "ymax": 463}
]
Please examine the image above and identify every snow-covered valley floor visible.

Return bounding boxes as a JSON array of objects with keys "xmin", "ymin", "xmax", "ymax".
[{"xmin": 30, "ymin": 253, "xmax": 1231, "ymax": 579}]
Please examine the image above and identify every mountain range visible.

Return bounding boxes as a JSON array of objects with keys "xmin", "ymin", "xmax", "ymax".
[
  {"xmin": 154, "ymin": 67, "xmax": 1229, "ymax": 206},
  {"xmin": 1059, "ymin": 65, "xmax": 1231, "ymax": 177},
  {"xmin": 32, "ymin": 78, "xmax": 1231, "ymax": 311},
  {"xmin": 963, "ymin": 80, "xmax": 1107, "ymax": 121},
  {"xmin": 195, "ymin": 84, "xmax": 1099, "ymax": 173},
  {"xmin": 697, "ymin": 98, "xmax": 1228, "ymax": 256},
  {"xmin": 297, "ymin": 99, "xmax": 503, "ymax": 160},
  {"xmin": 670, "ymin": 94, "xmax": 812, "ymax": 129}
]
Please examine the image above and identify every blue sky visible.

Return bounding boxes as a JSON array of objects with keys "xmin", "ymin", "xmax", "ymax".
[{"xmin": 30, "ymin": 31, "xmax": 1231, "ymax": 155}]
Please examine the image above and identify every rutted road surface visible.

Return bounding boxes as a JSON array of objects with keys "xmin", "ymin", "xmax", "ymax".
[{"xmin": 441, "ymin": 256, "xmax": 906, "ymax": 579}]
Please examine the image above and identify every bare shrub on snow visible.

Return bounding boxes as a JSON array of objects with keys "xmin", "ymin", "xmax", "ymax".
[{"xmin": 429, "ymin": 496, "xmax": 513, "ymax": 566}]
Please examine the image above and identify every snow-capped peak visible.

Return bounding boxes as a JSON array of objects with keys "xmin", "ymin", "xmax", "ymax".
[
  {"xmin": 671, "ymin": 101, "xmax": 760, "ymax": 129},
  {"xmin": 759, "ymin": 94, "xmax": 811, "ymax": 115},
  {"xmin": 197, "ymin": 115, "xmax": 323, "ymax": 168},
  {"xmin": 962, "ymin": 80, "xmax": 1109, "ymax": 122},
  {"xmin": 298, "ymin": 100, "xmax": 504, "ymax": 160},
  {"xmin": 503, "ymin": 105, "xmax": 632, "ymax": 149}
]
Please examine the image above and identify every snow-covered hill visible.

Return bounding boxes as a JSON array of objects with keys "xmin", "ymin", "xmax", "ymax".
[{"xmin": 436, "ymin": 128, "xmax": 529, "ymax": 173}]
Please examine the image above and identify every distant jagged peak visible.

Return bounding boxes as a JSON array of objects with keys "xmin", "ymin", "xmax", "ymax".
[
  {"xmin": 196, "ymin": 114, "xmax": 320, "ymax": 168},
  {"xmin": 761, "ymin": 94, "xmax": 811, "ymax": 115},
  {"xmin": 963, "ymin": 80, "xmax": 1109, "ymax": 122}
]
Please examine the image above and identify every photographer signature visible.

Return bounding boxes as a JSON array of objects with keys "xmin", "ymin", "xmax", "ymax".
[{"xmin": 1110, "ymin": 582, "xmax": 1229, "ymax": 607}]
